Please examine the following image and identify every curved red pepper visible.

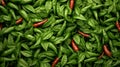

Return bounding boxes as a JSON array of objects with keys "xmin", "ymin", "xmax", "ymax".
[
  {"xmin": 103, "ymin": 45, "xmax": 112, "ymax": 57},
  {"xmin": 116, "ymin": 21, "xmax": 120, "ymax": 32},
  {"xmin": 71, "ymin": 39, "xmax": 79, "ymax": 52},
  {"xmin": 52, "ymin": 57, "xmax": 59, "ymax": 67},
  {"xmin": 33, "ymin": 19, "xmax": 48, "ymax": 27},
  {"xmin": 78, "ymin": 31, "xmax": 90, "ymax": 37},
  {"xmin": 16, "ymin": 18, "xmax": 23, "ymax": 24},
  {"xmin": 70, "ymin": 0, "xmax": 74, "ymax": 10},
  {"xmin": 1, "ymin": 0, "xmax": 6, "ymax": 6}
]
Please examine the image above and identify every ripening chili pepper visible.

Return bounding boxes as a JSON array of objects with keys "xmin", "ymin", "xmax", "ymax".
[
  {"xmin": 70, "ymin": 0, "xmax": 74, "ymax": 10},
  {"xmin": 98, "ymin": 52, "xmax": 104, "ymax": 59},
  {"xmin": 1, "ymin": 0, "xmax": 6, "ymax": 6},
  {"xmin": 116, "ymin": 21, "xmax": 120, "ymax": 32},
  {"xmin": 52, "ymin": 57, "xmax": 59, "ymax": 67},
  {"xmin": 78, "ymin": 31, "xmax": 90, "ymax": 37},
  {"xmin": 16, "ymin": 18, "xmax": 23, "ymax": 24},
  {"xmin": 71, "ymin": 39, "xmax": 79, "ymax": 52},
  {"xmin": 103, "ymin": 45, "xmax": 112, "ymax": 57},
  {"xmin": 0, "ymin": 23, "xmax": 2, "ymax": 30},
  {"xmin": 33, "ymin": 19, "xmax": 48, "ymax": 27}
]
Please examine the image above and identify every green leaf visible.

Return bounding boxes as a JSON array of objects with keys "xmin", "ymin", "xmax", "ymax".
[
  {"xmin": 25, "ymin": 35, "xmax": 35, "ymax": 41},
  {"xmin": 84, "ymin": 57, "xmax": 97, "ymax": 63},
  {"xmin": 42, "ymin": 31, "xmax": 54, "ymax": 40},
  {"xmin": 61, "ymin": 55, "xmax": 67, "ymax": 67},
  {"xmin": 67, "ymin": 59, "xmax": 77, "ymax": 64},
  {"xmin": 41, "ymin": 41, "xmax": 49, "ymax": 51},
  {"xmin": 78, "ymin": 53, "xmax": 85, "ymax": 63},
  {"xmin": 51, "ymin": 19, "xmax": 64, "ymax": 27},
  {"xmin": 3, "ymin": 57, "xmax": 16, "ymax": 61},
  {"xmin": 45, "ymin": 1, "xmax": 52, "ymax": 13},
  {"xmin": 40, "ymin": 62, "xmax": 51, "ymax": 67},
  {"xmin": 88, "ymin": 19, "xmax": 98, "ymax": 28},
  {"xmin": 59, "ymin": 5, "xmax": 65, "ymax": 16},
  {"xmin": 2, "ymin": 15, "xmax": 11, "ymax": 21},
  {"xmin": 68, "ymin": 53, "xmax": 77, "ymax": 60},
  {"xmin": 23, "ymin": 5, "xmax": 35, "ymax": 13},
  {"xmin": 86, "ymin": 51, "xmax": 99, "ymax": 57},
  {"xmin": 73, "ymin": 34, "xmax": 80, "ymax": 45},
  {"xmin": 95, "ymin": 59, "xmax": 104, "ymax": 64},
  {"xmin": 43, "ymin": 15, "xmax": 55, "ymax": 27},
  {"xmin": 53, "ymin": 37, "xmax": 64, "ymax": 44},
  {"xmin": 57, "ymin": 21, "xmax": 66, "ymax": 36},
  {"xmin": 3, "ymin": 27, "xmax": 14, "ymax": 34},
  {"xmin": 1, "ymin": 48, "xmax": 15, "ymax": 56},
  {"xmin": 61, "ymin": 46, "xmax": 71, "ymax": 55},
  {"xmin": 64, "ymin": 32, "xmax": 70, "ymax": 40},
  {"xmin": 18, "ymin": 59, "xmax": 29, "ymax": 67},
  {"xmin": 33, "ymin": 0, "xmax": 45, "ymax": 7},
  {"xmin": 75, "ymin": 6, "xmax": 81, "ymax": 15},
  {"xmin": 21, "ymin": 43, "xmax": 30, "ymax": 50},
  {"xmin": 108, "ymin": 5, "xmax": 114, "ymax": 13},
  {"xmin": 81, "ymin": 5, "xmax": 91, "ymax": 14},
  {"xmin": 48, "ymin": 42, "xmax": 57, "ymax": 53},
  {"xmin": 8, "ymin": 34, "xmax": 14, "ymax": 45},
  {"xmin": 85, "ymin": 42, "xmax": 92, "ymax": 51},
  {"xmin": 30, "ymin": 37, "xmax": 41, "ymax": 49},
  {"xmin": 34, "ymin": 49, "xmax": 40, "ymax": 58},
  {"xmin": 74, "ymin": 14, "xmax": 86, "ymax": 20},
  {"xmin": 60, "ymin": 0, "xmax": 67, "ymax": 2},
  {"xmin": 21, "ymin": 51, "xmax": 32, "ymax": 57}
]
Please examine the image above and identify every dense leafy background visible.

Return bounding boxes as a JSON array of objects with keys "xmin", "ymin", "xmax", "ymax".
[{"xmin": 0, "ymin": 0, "xmax": 120, "ymax": 67}]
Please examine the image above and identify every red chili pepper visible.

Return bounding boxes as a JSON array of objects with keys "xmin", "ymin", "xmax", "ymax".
[
  {"xmin": 78, "ymin": 31, "xmax": 90, "ymax": 37},
  {"xmin": 33, "ymin": 19, "xmax": 48, "ymax": 27},
  {"xmin": 103, "ymin": 45, "xmax": 112, "ymax": 57},
  {"xmin": 0, "ymin": 23, "xmax": 2, "ymax": 30},
  {"xmin": 71, "ymin": 39, "xmax": 79, "ymax": 52},
  {"xmin": 70, "ymin": 0, "xmax": 74, "ymax": 10},
  {"xmin": 1, "ymin": 0, "xmax": 6, "ymax": 6},
  {"xmin": 16, "ymin": 18, "xmax": 23, "ymax": 24},
  {"xmin": 52, "ymin": 57, "xmax": 59, "ymax": 67},
  {"xmin": 116, "ymin": 21, "xmax": 120, "ymax": 32},
  {"xmin": 98, "ymin": 52, "xmax": 104, "ymax": 59}
]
